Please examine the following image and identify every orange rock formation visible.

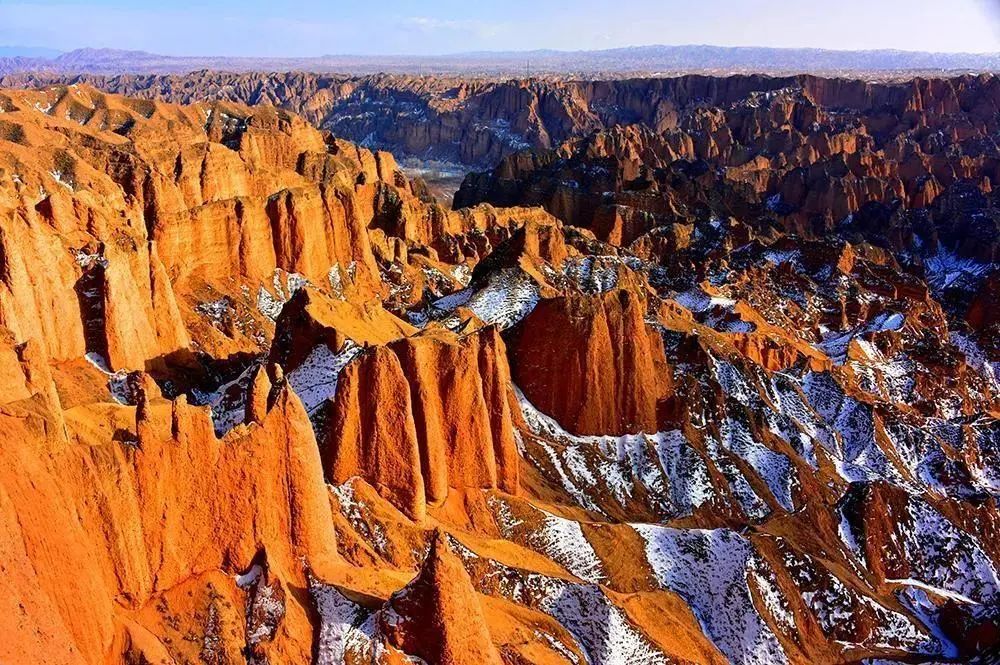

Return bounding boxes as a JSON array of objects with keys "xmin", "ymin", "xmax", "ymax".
[
  {"xmin": 326, "ymin": 326, "xmax": 520, "ymax": 520},
  {"xmin": 508, "ymin": 288, "xmax": 673, "ymax": 435}
]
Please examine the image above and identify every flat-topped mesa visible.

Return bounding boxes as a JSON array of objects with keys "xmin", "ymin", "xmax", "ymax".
[
  {"xmin": 325, "ymin": 326, "xmax": 520, "ymax": 520},
  {"xmin": 507, "ymin": 288, "xmax": 674, "ymax": 436}
]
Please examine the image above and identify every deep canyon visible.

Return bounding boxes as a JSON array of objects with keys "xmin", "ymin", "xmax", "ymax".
[{"xmin": 0, "ymin": 68, "xmax": 997, "ymax": 664}]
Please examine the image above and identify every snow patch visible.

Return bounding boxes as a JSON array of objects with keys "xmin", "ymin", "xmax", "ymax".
[
  {"xmin": 286, "ymin": 341, "xmax": 362, "ymax": 415},
  {"xmin": 634, "ymin": 525, "xmax": 788, "ymax": 665}
]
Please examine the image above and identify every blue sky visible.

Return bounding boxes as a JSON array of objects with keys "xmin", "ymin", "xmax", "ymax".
[{"xmin": 0, "ymin": 0, "xmax": 997, "ymax": 56}]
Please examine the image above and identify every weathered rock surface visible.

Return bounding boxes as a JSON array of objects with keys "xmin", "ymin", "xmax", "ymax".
[
  {"xmin": 326, "ymin": 326, "xmax": 520, "ymax": 520},
  {"xmin": 0, "ymin": 369, "xmax": 337, "ymax": 663},
  {"xmin": 7, "ymin": 71, "xmax": 997, "ymax": 171},
  {"xmin": 0, "ymin": 79, "xmax": 998, "ymax": 665},
  {"xmin": 381, "ymin": 531, "xmax": 504, "ymax": 665},
  {"xmin": 508, "ymin": 288, "xmax": 673, "ymax": 435},
  {"xmin": 456, "ymin": 79, "xmax": 1000, "ymax": 245}
]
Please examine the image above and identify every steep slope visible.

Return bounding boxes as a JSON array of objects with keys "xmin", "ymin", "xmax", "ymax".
[
  {"xmin": 507, "ymin": 288, "xmax": 674, "ymax": 436},
  {"xmin": 0, "ymin": 365, "xmax": 337, "ymax": 663},
  {"xmin": 0, "ymin": 81, "xmax": 998, "ymax": 665},
  {"xmin": 455, "ymin": 79, "xmax": 1000, "ymax": 241},
  {"xmin": 0, "ymin": 84, "xmax": 555, "ymax": 382},
  {"xmin": 0, "ymin": 72, "xmax": 996, "ymax": 168},
  {"xmin": 380, "ymin": 530, "xmax": 505, "ymax": 665},
  {"xmin": 324, "ymin": 326, "xmax": 520, "ymax": 520}
]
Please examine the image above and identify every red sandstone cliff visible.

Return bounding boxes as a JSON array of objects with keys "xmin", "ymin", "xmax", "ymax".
[{"xmin": 507, "ymin": 288, "xmax": 673, "ymax": 436}]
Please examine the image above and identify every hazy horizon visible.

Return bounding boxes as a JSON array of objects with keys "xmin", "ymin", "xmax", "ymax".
[
  {"xmin": 1, "ymin": 0, "xmax": 997, "ymax": 58},
  {"xmin": 4, "ymin": 41, "xmax": 1000, "ymax": 60}
]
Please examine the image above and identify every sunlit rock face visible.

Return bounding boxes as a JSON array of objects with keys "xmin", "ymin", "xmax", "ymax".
[{"xmin": 0, "ymin": 80, "xmax": 997, "ymax": 664}]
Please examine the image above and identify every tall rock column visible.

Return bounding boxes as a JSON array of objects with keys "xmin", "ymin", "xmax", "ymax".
[
  {"xmin": 324, "ymin": 328, "xmax": 521, "ymax": 519},
  {"xmin": 507, "ymin": 289, "xmax": 673, "ymax": 435}
]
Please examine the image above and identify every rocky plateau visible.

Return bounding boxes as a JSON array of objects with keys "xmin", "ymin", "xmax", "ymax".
[{"xmin": 0, "ymin": 73, "xmax": 997, "ymax": 665}]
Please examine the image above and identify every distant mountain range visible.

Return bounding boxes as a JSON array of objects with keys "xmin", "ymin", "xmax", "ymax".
[{"xmin": 0, "ymin": 44, "xmax": 997, "ymax": 76}]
